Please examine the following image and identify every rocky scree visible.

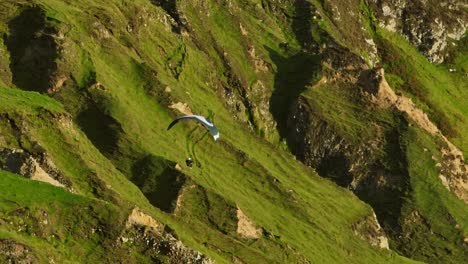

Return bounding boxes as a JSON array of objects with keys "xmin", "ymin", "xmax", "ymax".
[
  {"xmin": 0, "ymin": 239, "xmax": 37, "ymax": 264},
  {"xmin": 368, "ymin": 0, "xmax": 467, "ymax": 63},
  {"xmin": 120, "ymin": 208, "xmax": 215, "ymax": 264}
]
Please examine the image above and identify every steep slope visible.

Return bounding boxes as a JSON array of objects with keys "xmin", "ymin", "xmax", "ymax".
[
  {"xmin": 0, "ymin": 170, "xmax": 216, "ymax": 263},
  {"xmin": 283, "ymin": 1, "xmax": 467, "ymax": 263},
  {"xmin": 0, "ymin": 0, "xmax": 417, "ymax": 263},
  {"xmin": 0, "ymin": 0, "xmax": 466, "ymax": 263}
]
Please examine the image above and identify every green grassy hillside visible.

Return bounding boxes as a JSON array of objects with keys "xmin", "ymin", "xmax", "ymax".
[{"xmin": 0, "ymin": 0, "xmax": 465, "ymax": 263}]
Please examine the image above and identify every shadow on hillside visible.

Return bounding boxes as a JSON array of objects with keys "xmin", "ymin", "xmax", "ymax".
[
  {"xmin": 292, "ymin": 0, "xmax": 317, "ymax": 50},
  {"xmin": 267, "ymin": 0, "xmax": 323, "ymax": 139},
  {"xmin": 150, "ymin": 0, "xmax": 185, "ymax": 34},
  {"xmin": 5, "ymin": 6, "xmax": 58, "ymax": 92},
  {"xmin": 267, "ymin": 49, "xmax": 321, "ymax": 139},
  {"xmin": 76, "ymin": 103, "xmax": 123, "ymax": 157},
  {"xmin": 131, "ymin": 155, "xmax": 186, "ymax": 213}
]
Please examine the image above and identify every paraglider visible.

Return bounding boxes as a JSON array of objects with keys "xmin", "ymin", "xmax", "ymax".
[
  {"xmin": 167, "ymin": 114, "xmax": 220, "ymax": 141},
  {"xmin": 167, "ymin": 113, "xmax": 219, "ymax": 168}
]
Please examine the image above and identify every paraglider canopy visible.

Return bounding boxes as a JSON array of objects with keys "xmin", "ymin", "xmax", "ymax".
[{"xmin": 167, "ymin": 115, "xmax": 220, "ymax": 141}]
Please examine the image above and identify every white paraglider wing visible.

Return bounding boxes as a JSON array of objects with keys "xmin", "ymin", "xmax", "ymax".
[{"xmin": 167, "ymin": 115, "xmax": 220, "ymax": 141}]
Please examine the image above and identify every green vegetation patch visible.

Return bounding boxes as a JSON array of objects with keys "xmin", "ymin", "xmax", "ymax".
[
  {"xmin": 0, "ymin": 170, "xmax": 129, "ymax": 263},
  {"xmin": 301, "ymin": 83, "xmax": 396, "ymax": 144},
  {"xmin": 0, "ymin": 0, "xmax": 443, "ymax": 263},
  {"xmin": 394, "ymin": 126, "xmax": 468, "ymax": 263},
  {"xmin": 0, "ymin": 86, "xmax": 63, "ymax": 113}
]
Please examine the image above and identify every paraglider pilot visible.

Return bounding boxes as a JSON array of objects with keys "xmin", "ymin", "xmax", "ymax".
[
  {"xmin": 186, "ymin": 157, "xmax": 193, "ymax": 168},
  {"xmin": 167, "ymin": 114, "xmax": 219, "ymax": 168}
]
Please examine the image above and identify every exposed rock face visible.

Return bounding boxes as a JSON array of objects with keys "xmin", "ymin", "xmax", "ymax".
[
  {"xmin": 217, "ymin": 45, "xmax": 276, "ymax": 137},
  {"xmin": 437, "ymin": 148, "xmax": 468, "ymax": 203},
  {"xmin": 0, "ymin": 148, "xmax": 70, "ymax": 189},
  {"xmin": 364, "ymin": 68, "xmax": 439, "ymax": 134},
  {"xmin": 364, "ymin": 68, "xmax": 468, "ymax": 203},
  {"xmin": 288, "ymin": 97, "xmax": 364, "ymax": 187},
  {"xmin": 353, "ymin": 212, "xmax": 389, "ymax": 249},
  {"xmin": 247, "ymin": 46, "xmax": 270, "ymax": 73},
  {"xmin": 0, "ymin": 0, "xmax": 465, "ymax": 263},
  {"xmin": 121, "ymin": 208, "xmax": 215, "ymax": 264},
  {"xmin": 369, "ymin": 0, "xmax": 467, "ymax": 63},
  {"xmin": 322, "ymin": 45, "xmax": 370, "ymax": 83},
  {"xmin": 0, "ymin": 239, "xmax": 36, "ymax": 264},
  {"xmin": 286, "ymin": 45, "xmax": 378, "ymax": 189},
  {"xmin": 320, "ymin": 0, "xmax": 380, "ymax": 66},
  {"xmin": 150, "ymin": 0, "xmax": 188, "ymax": 34},
  {"xmin": 285, "ymin": 46, "xmax": 410, "ymax": 254},
  {"xmin": 287, "ymin": 4, "xmax": 468, "ymax": 204}
]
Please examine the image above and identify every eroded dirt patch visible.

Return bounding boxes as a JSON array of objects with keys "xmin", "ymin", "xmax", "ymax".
[
  {"xmin": 126, "ymin": 208, "xmax": 164, "ymax": 231},
  {"xmin": 169, "ymin": 102, "xmax": 193, "ymax": 115},
  {"xmin": 236, "ymin": 207, "xmax": 262, "ymax": 239}
]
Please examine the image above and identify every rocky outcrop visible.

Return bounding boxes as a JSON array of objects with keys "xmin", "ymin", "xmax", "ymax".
[
  {"xmin": 286, "ymin": 46, "xmax": 378, "ymax": 189},
  {"xmin": 321, "ymin": 44, "xmax": 370, "ymax": 83},
  {"xmin": 287, "ymin": 97, "xmax": 370, "ymax": 187},
  {"xmin": 150, "ymin": 0, "xmax": 188, "ymax": 34},
  {"xmin": 0, "ymin": 239, "xmax": 37, "ymax": 264},
  {"xmin": 285, "ymin": 45, "xmax": 412, "ymax": 254},
  {"xmin": 364, "ymin": 68, "xmax": 468, "ymax": 202},
  {"xmin": 121, "ymin": 208, "xmax": 215, "ymax": 264},
  {"xmin": 352, "ymin": 212, "xmax": 389, "ymax": 249},
  {"xmin": 247, "ymin": 46, "xmax": 270, "ymax": 73},
  {"xmin": 364, "ymin": 68, "xmax": 439, "ymax": 134},
  {"xmin": 437, "ymin": 148, "xmax": 468, "ymax": 203},
  {"xmin": 369, "ymin": 0, "xmax": 467, "ymax": 63},
  {"xmin": 0, "ymin": 148, "xmax": 71, "ymax": 189},
  {"xmin": 216, "ymin": 44, "xmax": 276, "ymax": 137},
  {"xmin": 126, "ymin": 208, "xmax": 164, "ymax": 230},
  {"xmin": 320, "ymin": 0, "xmax": 380, "ymax": 66}
]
